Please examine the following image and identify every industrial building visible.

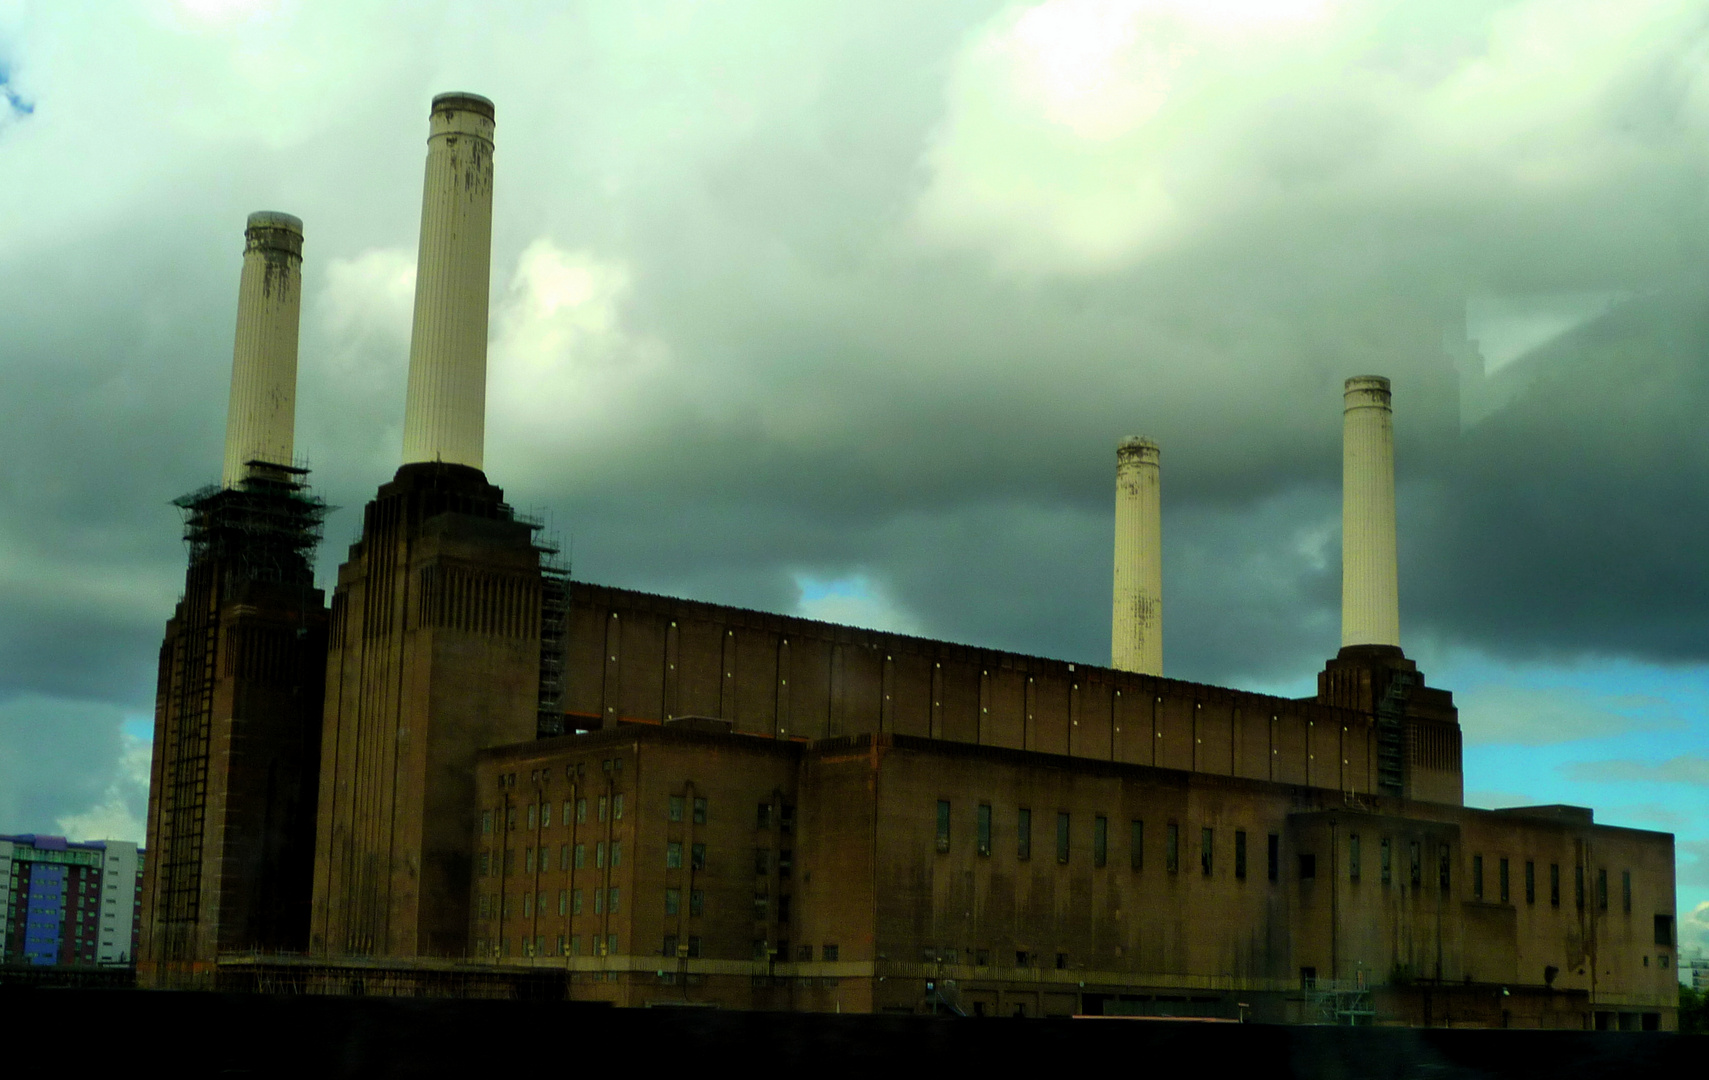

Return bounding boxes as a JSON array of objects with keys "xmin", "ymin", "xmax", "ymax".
[
  {"xmin": 141, "ymin": 92, "xmax": 1679, "ymax": 1030},
  {"xmin": 2, "ymin": 836, "xmax": 143, "ymax": 967}
]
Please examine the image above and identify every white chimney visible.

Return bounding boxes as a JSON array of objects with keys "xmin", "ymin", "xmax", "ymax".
[
  {"xmin": 221, "ymin": 211, "xmax": 303, "ymax": 487},
  {"xmin": 1341, "ymin": 376, "xmax": 1400, "ymax": 648},
  {"xmin": 401, "ymin": 92, "xmax": 495, "ymax": 470},
  {"xmin": 1112, "ymin": 436, "xmax": 1162, "ymax": 675}
]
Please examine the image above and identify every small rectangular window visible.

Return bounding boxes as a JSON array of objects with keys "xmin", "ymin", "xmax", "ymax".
[
  {"xmin": 1269, "ymin": 834, "xmax": 1280, "ymax": 883},
  {"xmin": 482, "ymin": 810, "xmax": 493, "ymax": 835},
  {"xmin": 666, "ymin": 842, "xmax": 682, "ymax": 869},
  {"xmin": 757, "ymin": 802, "xmax": 773, "ymax": 829},
  {"xmin": 559, "ymin": 843, "xmax": 569, "ymax": 871},
  {"xmin": 1056, "ymin": 812, "xmax": 1071, "ymax": 864},
  {"xmin": 777, "ymin": 894, "xmax": 791, "ymax": 924},
  {"xmin": 1018, "ymin": 808, "xmax": 1032, "ymax": 860},
  {"xmin": 528, "ymin": 803, "xmax": 537, "ymax": 830},
  {"xmin": 525, "ymin": 847, "xmax": 535, "ymax": 873},
  {"xmin": 1092, "ymin": 815, "xmax": 1108, "ymax": 868},
  {"xmin": 662, "ymin": 934, "xmax": 678, "ymax": 958},
  {"xmin": 1235, "ymin": 830, "xmax": 1247, "ymax": 880},
  {"xmin": 595, "ymin": 841, "xmax": 605, "ymax": 869},
  {"xmin": 1575, "ymin": 864, "xmax": 1585, "ymax": 910},
  {"xmin": 822, "ymin": 944, "xmax": 839, "ymax": 962},
  {"xmin": 598, "ymin": 796, "xmax": 608, "ymax": 822},
  {"xmin": 478, "ymin": 851, "xmax": 490, "ymax": 877},
  {"xmin": 574, "ymin": 843, "xmax": 586, "ymax": 869},
  {"xmin": 778, "ymin": 849, "xmax": 793, "ymax": 879},
  {"xmin": 799, "ymin": 945, "xmax": 814, "ymax": 962},
  {"xmin": 1439, "ymin": 844, "xmax": 1451, "ymax": 892},
  {"xmin": 1380, "ymin": 838, "xmax": 1391, "ymax": 885},
  {"xmin": 558, "ymin": 889, "xmax": 567, "ymax": 916},
  {"xmin": 1348, "ymin": 834, "xmax": 1360, "ymax": 882},
  {"xmin": 691, "ymin": 843, "xmax": 706, "ymax": 870},
  {"xmin": 1597, "ymin": 868, "xmax": 1608, "ymax": 911},
  {"xmin": 1526, "ymin": 860, "xmax": 1536, "ymax": 904},
  {"xmin": 1473, "ymin": 854, "xmax": 1484, "ymax": 900},
  {"xmin": 1201, "ymin": 828, "xmax": 1213, "ymax": 876},
  {"xmin": 572, "ymin": 889, "xmax": 583, "ymax": 915},
  {"xmin": 687, "ymin": 936, "xmax": 701, "ymax": 958},
  {"xmin": 693, "ymin": 798, "xmax": 707, "ymax": 824},
  {"xmin": 608, "ymin": 888, "xmax": 619, "ymax": 914},
  {"xmin": 936, "ymin": 800, "xmax": 951, "ymax": 853},
  {"xmin": 593, "ymin": 889, "xmax": 603, "ymax": 915},
  {"xmin": 1500, "ymin": 858, "xmax": 1510, "ymax": 904},
  {"xmin": 781, "ymin": 804, "xmax": 796, "ymax": 834},
  {"xmin": 614, "ymin": 794, "xmax": 624, "ymax": 820},
  {"xmin": 1130, "ymin": 820, "xmax": 1144, "ymax": 872},
  {"xmin": 977, "ymin": 805, "xmax": 993, "ymax": 857},
  {"xmin": 1299, "ymin": 853, "xmax": 1317, "ymax": 879},
  {"xmin": 690, "ymin": 889, "xmax": 704, "ymax": 916},
  {"xmin": 541, "ymin": 802, "xmax": 552, "ymax": 828},
  {"xmin": 753, "ymin": 892, "xmax": 768, "ymax": 920},
  {"xmin": 569, "ymin": 934, "xmax": 581, "ymax": 956},
  {"xmin": 576, "ymin": 798, "xmax": 587, "ymax": 824},
  {"xmin": 1655, "ymin": 915, "xmax": 1673, "ymax": 947},
  {"xmin": 1622, "ymin": 870, "xmax": 1631, "ymax": 914},
  {"xmin": 611, "ymin": 842, "xmax": 622, "ymax": 868},
  {"xmin": 1409, "ymin": 841, "xmax": 1421, "ymax": 887},
  {"xmin": 1166, "ymin": 823, "xmax": 1179, "ymax": 874},
  {"xmin": 755, "ymin": 849, "xmax": 770, "ymax": 876},
  {"xmin": 563, "ymin": 800, "xmax": 572, "ymax": 823},
  {"xmin": 1550, "ymin": 863, "xmax": 1560, "ymax": 907},
  {"xmin": 669, "ymin": 796, "xmax": 684, "ymax": 822},
  {"xmin": 665, "ymin": 888, "xmax": 680, "ymax": 916},
  {"xmin": 607, "ymin": 933, "xmax": 618, "ymax": 956}
]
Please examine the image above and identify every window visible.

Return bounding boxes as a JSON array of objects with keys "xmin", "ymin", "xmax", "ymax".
[
  {"xmin": 558, "ymin": 889, "xmax": 568, "ymax": 916},
  {"xmin": 595, "ymin": 841, "xmax": 606, "ymax": 869},
  {"xmin": 691, "ymin": 843, "xmax": 706, "ymax": 870},
  {"xmin": 572, "ymin": 889, "xmax": 583, "ymax": 915},
  {"xmin": 1348, "ymin": 834, "xmax": 1360, "ymax": 882},
  {"xmin": 608, "ymin": 888, "xmax": 620, "ymax": 914},
  {"xmin": 1300, "ymin": 967, "xmax": 1317, "ymax": 990},
  {"xmin": 687, "ymin": 936, "xmax": 701, "ymax": 958},
  {"xmin": 507, "ymin": 806, "xmax": 516, "ymax": 831},
  {"xmin": 1550, "ymin": 863, "xmax": 1560, "ymax": 907},
  {"xmin": 665, "ymin": 888, "xmax": 680, "ymax": 916},
  {"xmin": 779, "ymin": 850, "xmax": 793, "ymax": 879},
  {"xmin": 478, "ymin": 894, "xmax": 490, "ymax": 919},
  {"xmin": 755, "ymin": 849, "xmax": 771, "ymax": 875},
  {"xmin": 504, "ymin": 849, "xmax": 515, "ymax": 875},
  {"xmin": 1409, "ymin": 841, "xmax": 1421, "ymax": 888},
  {"xmin": 666, "ymin": 842, "xmax": 682, "ymax": 869},
  {"xmin": 607, "ymin": 934, "xmax": 618, "ymax": 956},
  {"xmin": 1201, "ymin": 828, "xmax": 1213, "ymax": 876},
  {"xmin": 563, "ymin": 800, "xmax": 572, "ymax": 823},
  {"xmin": 1439, "ymin": 845, "xmax": 1451, "ymax": 892},
  {"xmin": 1575, "ymin": 865, "xmax": 1585, "ymax": 910},
  {"xmin": 1622, "ymin": 870, "xmax": 1631, "ymax": 914},
  {"xmin": 1166, "ymin": 823, "xmax": 1179, "ymax": 874},
  {"xmin": 936, "ymin": 801, "xmax": 952, "ymax": 853},
  {"xmin": 573, "ymin": 843, "xmax": 586, "ymax": 869},
  {"xmin": 1055, "ymin": 952, "xmax": 1069, "ymax": 970},
  {"xmin": 525, "ymin": 846, "xmax": 536, "ymax": 873},
  {"xmin": 1235, "ymin": 830, "xmax": 1247, "ymax": 880},
  {"xmin": 1655, "ymin": 915, "xmax": 1673, "ymax": 947},
  {"xmin": 1597, "ymin": 868, "xmax": 1608, "ymax": 911},
  {"xmin": 753, "ymin": 892, "xmax": 768, "ymax": 920},
  {"xmin": 593, "ymin": 890, "xmax": 603, "ymax": 915},
  {"xmin": 753, "ymin": 939, "xmax": 770, "ymax": 961},
  {"xmin": 663, "ymin": 934, "xmax": 678, "ymax": 957},
  {"xmin": 482, "ymin": 810, "xmax": 493, "ymax": 835},
  {"xmin": 693, "ymin": 798, "xmax": 707, "ymax": 824},
  {"xmin": 614, "ymin": 794, "xmax": 624, "ymax": 821},
  {"xmin": 978, "ymin": 805, "xmax": 993, "ymax": 857},
  {"xmin": 560, "ymin": 844, "xmax": 569, "ymax": 871},
  {"xmin": 777, "ymin": 894, "xmax": 791, "ymax": 924},
  {"xmin": 523, "ymin": 892, "xmax": 532, "ymax": 918},
  {"xmin": 611, "ymin": 842, "xmax": 623, "ymax": 868},
  {"xmin": 669, "ymin": 796, "xmax": 684, "ymax": 822},
  {"xmin": 1299, "ymin": 853, "xmax": 1317, "ymax": 879},
  {"xmin": 781, "ymin": 804, "xmax": 796, "ymax": 834},
  {"xmin": 541, "ymin": 802, "xmax": 552, "ymax": 828},
  {"xmin": 776, "ymin": 939, "xmax": 790, "ymax": 961},
  {"xmin": 1526, "ymin": 861, "xmax": 1535, "ymax": 905},
  {"xmin": 1269, "ymin": 834, "xmax": 1280, "ymax": 883},
  {"xmin": 690, "ymin": 890, "xmax": 704, "ymax": 916},
  {"xmin": 478, "ymin": 851, "xmax": 491, "ymax": 877},
  {"xmin": 1093, "ymin": 816, "xmax": 1108, "ymax": 869},
  {"xmin": 1129, "ymin": 820, "xmax": 1144, "ymax": 871},
  {"xmin": 822, "ymin": 944, "xmax": 839, "ymax": 962},
  {"xmin": 798, "ymin": 945, "xmax": 814, "ymax": 962},
  {"xmin": 1057, "ymin": 812, "xmax": 1071, "ymax": 864},
  {"xmin": 528, "ymin": 803, "xmax": 537, "ymax": 830},
  {"xmin": 575, "ymin": 798, "xmax": 587, "ymax": 824},
  {"xmin": 1015, "ymin": 950, "xmax": 1031, "ymax": 967},
  {"xmin": 1473, "ymin": 855, "xmax": 1484, "ymax": 900},
  {"xmin": 757, "ymin": 802, "xmax": 773, "ymax": 829},
  {"xmin": 1018, "ymin": 809, "xmax": 1032, "ymax": 861},
  {"xmin": 1380, "ymin": 838, "xmax": 1391, "ymax": 885},
  {"xmin": 1500, "ymin": 858, "xmax": 1510, "ymax": 904},
  {"xmin": 537, "ymin": 891, "xmax": 548, "ymax": 916},
  {"xmin": 598, "ymin": 796, "xmax": 608, "ymax": 822}
]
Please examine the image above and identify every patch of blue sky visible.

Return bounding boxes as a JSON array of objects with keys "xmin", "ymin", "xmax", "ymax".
[{"xmin": 792, "ymin": 572, "xmax": 921, "ymax": 637}]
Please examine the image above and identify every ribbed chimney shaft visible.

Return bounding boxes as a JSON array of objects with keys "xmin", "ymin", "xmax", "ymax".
[
  {"xmin": 221, "ymin": 211, "xmax": 303, "ymax": 487},
  {"xmin": 1112, "ymin": 436, "xmax": 1162, "ymax": 675},
  {"xmin": 1341, "ymin": 376, "xmax": 1400, "ymax": 648},
  {"xmin": 401, "ymin": 92, "xmax": 495, "ymax": 470}
]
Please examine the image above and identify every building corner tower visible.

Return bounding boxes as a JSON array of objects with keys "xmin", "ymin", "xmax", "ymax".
[
  {"xmin": 1111, "ymin": 436, "xmax": 1162, "ymax": 675},
  {"xmin": 311, "ymin": 93, "xmax": 566, "ymax": 961},
  {"xmin": 139, "ymin": 212, "xmax": 329, "ymax": 987},
  {"xmin": 1316, "ymin": 376, "xmax": 1462, "ymax": 804}
]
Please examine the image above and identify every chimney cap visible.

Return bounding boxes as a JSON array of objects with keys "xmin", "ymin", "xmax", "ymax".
[
  {"xmin": 1344, "ymin": 375, "xmax": 1391, "ymax": 394},
  {"xmin": 1117, "ymin": 435, "xmax": 1159, "ymax": 458},
  {"xmin": 432, "ymin": 91, "xmax": 495, "ymax": 120},
  {"xmin": 246, "ymin": 211, "xmax": 303, "ymax": 235}
]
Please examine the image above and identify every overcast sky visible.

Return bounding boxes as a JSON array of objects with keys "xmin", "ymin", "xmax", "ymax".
[{"xmin": 2, "ymin": 0, "xmax": 1707, "ymax": 962}]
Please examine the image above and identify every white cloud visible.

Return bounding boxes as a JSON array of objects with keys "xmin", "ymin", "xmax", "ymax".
[
  {"xmin": 56, "ymin": 727, "xmax": 150, "ymax": 844},
  {"xmin": 1458, "ymin": 684, "xmax": 1685, "ymax": 746},
  {"xmin": 794, "ymin": 573, "xmax": 922, "ymax": 636}
]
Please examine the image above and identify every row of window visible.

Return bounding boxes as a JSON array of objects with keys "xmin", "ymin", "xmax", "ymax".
[
  {"xmin": 478, "ymin": 933, "xmax": 621, "ymax": 958},
  {"xmin": 478, "ymin": 883, "xmax": 796, "ymax": 926},
  {"xmin": 937, "ymin": 802, "xmax": 1281, "ymax": 879},
  {"xmin": 484, "ymin": 793, "xmax": 800, "ymax": 836},
  {"xmin": 496, "ymin": 758, "xmax": 626, "ymax": 792},
  {"xmin": 479, "ymin": 839, "xmax": 800, "ymax": 879}
]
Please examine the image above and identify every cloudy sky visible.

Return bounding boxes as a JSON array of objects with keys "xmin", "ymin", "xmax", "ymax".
[{"xmin": 2, "ymin": 0, "xmax": 1707, "ymax": 962}]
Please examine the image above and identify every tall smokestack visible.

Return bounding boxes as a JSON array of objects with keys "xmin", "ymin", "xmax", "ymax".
[
  {"xmin": 1341, "ymin": 375, "xmax": 1400, "ymax": 648},
  {"xmin": 221, "ymin": 211, "xmax": 303, "ymax": 487},
  {"xmin": 401, "ymin": 92, "xmax": 495, "ymax": 470},
  {"xmin": 1112, "ymin": 436, "xmax": 1162, "ymax": 675}
]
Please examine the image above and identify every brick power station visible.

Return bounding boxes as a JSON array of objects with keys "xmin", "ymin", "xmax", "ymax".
[{"xmin": 139, "ymin": 93, "xmax": 1680, "ymax": 1031}]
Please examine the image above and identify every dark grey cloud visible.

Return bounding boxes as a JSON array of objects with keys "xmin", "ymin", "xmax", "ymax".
[{"xmin": 5, "ymin": 1, "xmax": 1709, "ymax": 838}]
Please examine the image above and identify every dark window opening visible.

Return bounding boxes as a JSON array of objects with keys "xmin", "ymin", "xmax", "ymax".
[
  {"xmin": 1655, "ymin": 915, "xmax": 1673, "ymax": 947},
  {"xmin": 1298, "ymin": 853, "xmax": 1317, "ymax": 880},
  {"xmin": 1348, "ymin": 834, "xmax": 1360, "ymax": 882},
  {"xmin": 1473, "ymin": 855, "xmax": 1483, "ymax": 901},
  {"xmin": 1235, "ymin": 830, "xmax": 1247, "ymax": 880},
  {"xmin": 1093, "ymin": 815, "xmax": 1108, "ymax": 869},
  {"xmin": 1267, "ymin": 834, "xmax": 1280, "ymax": 883},
  {"xmin": 1409, "ymin": 841, "xmax": 1421, "ymax": 888},
  {"xmin": 977, "ymin": 804, "xmax": 992, "ymax": 857},
  {"xmin": 1622, "ymin": 870, "xmax": 1631, "ymax": 914},
  {"xmin": 1499, "ymin": 858, "xmax": 1510, "ymax": 904},
  {"xmin": 1166, "ymin": 823, "xmax": 1179, "ymax": 874},
  {"xmin": 1550, "ymin": 863, "xmax": 1560, "ymax": 907},
  {"xmin": 1130, "ymin": 820, "xmax": 1144, "ymax": 872},
  {"xmin": 1057, "ymin": 812, "xmax": 1071, "ymax": 864},
  {"xmin": 936, "ymin": 800, "xmax": 951, "ymax": 854},
  {"xmin": 1200, "ymin": 828, "xmax": 1213, "ymax": 877},
  {"xmin": 1017, "ymin": 808, "xmax": 1032, "ymax": 861}
]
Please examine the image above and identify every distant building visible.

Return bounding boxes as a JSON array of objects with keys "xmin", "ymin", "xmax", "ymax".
[
  {"xmin": 0, "ymin": 836, "xmax": 144, "ymax": 966},
  {"xmin": 1690, "ymin": 956, "xmax": 1708, "ymax": 992}
]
